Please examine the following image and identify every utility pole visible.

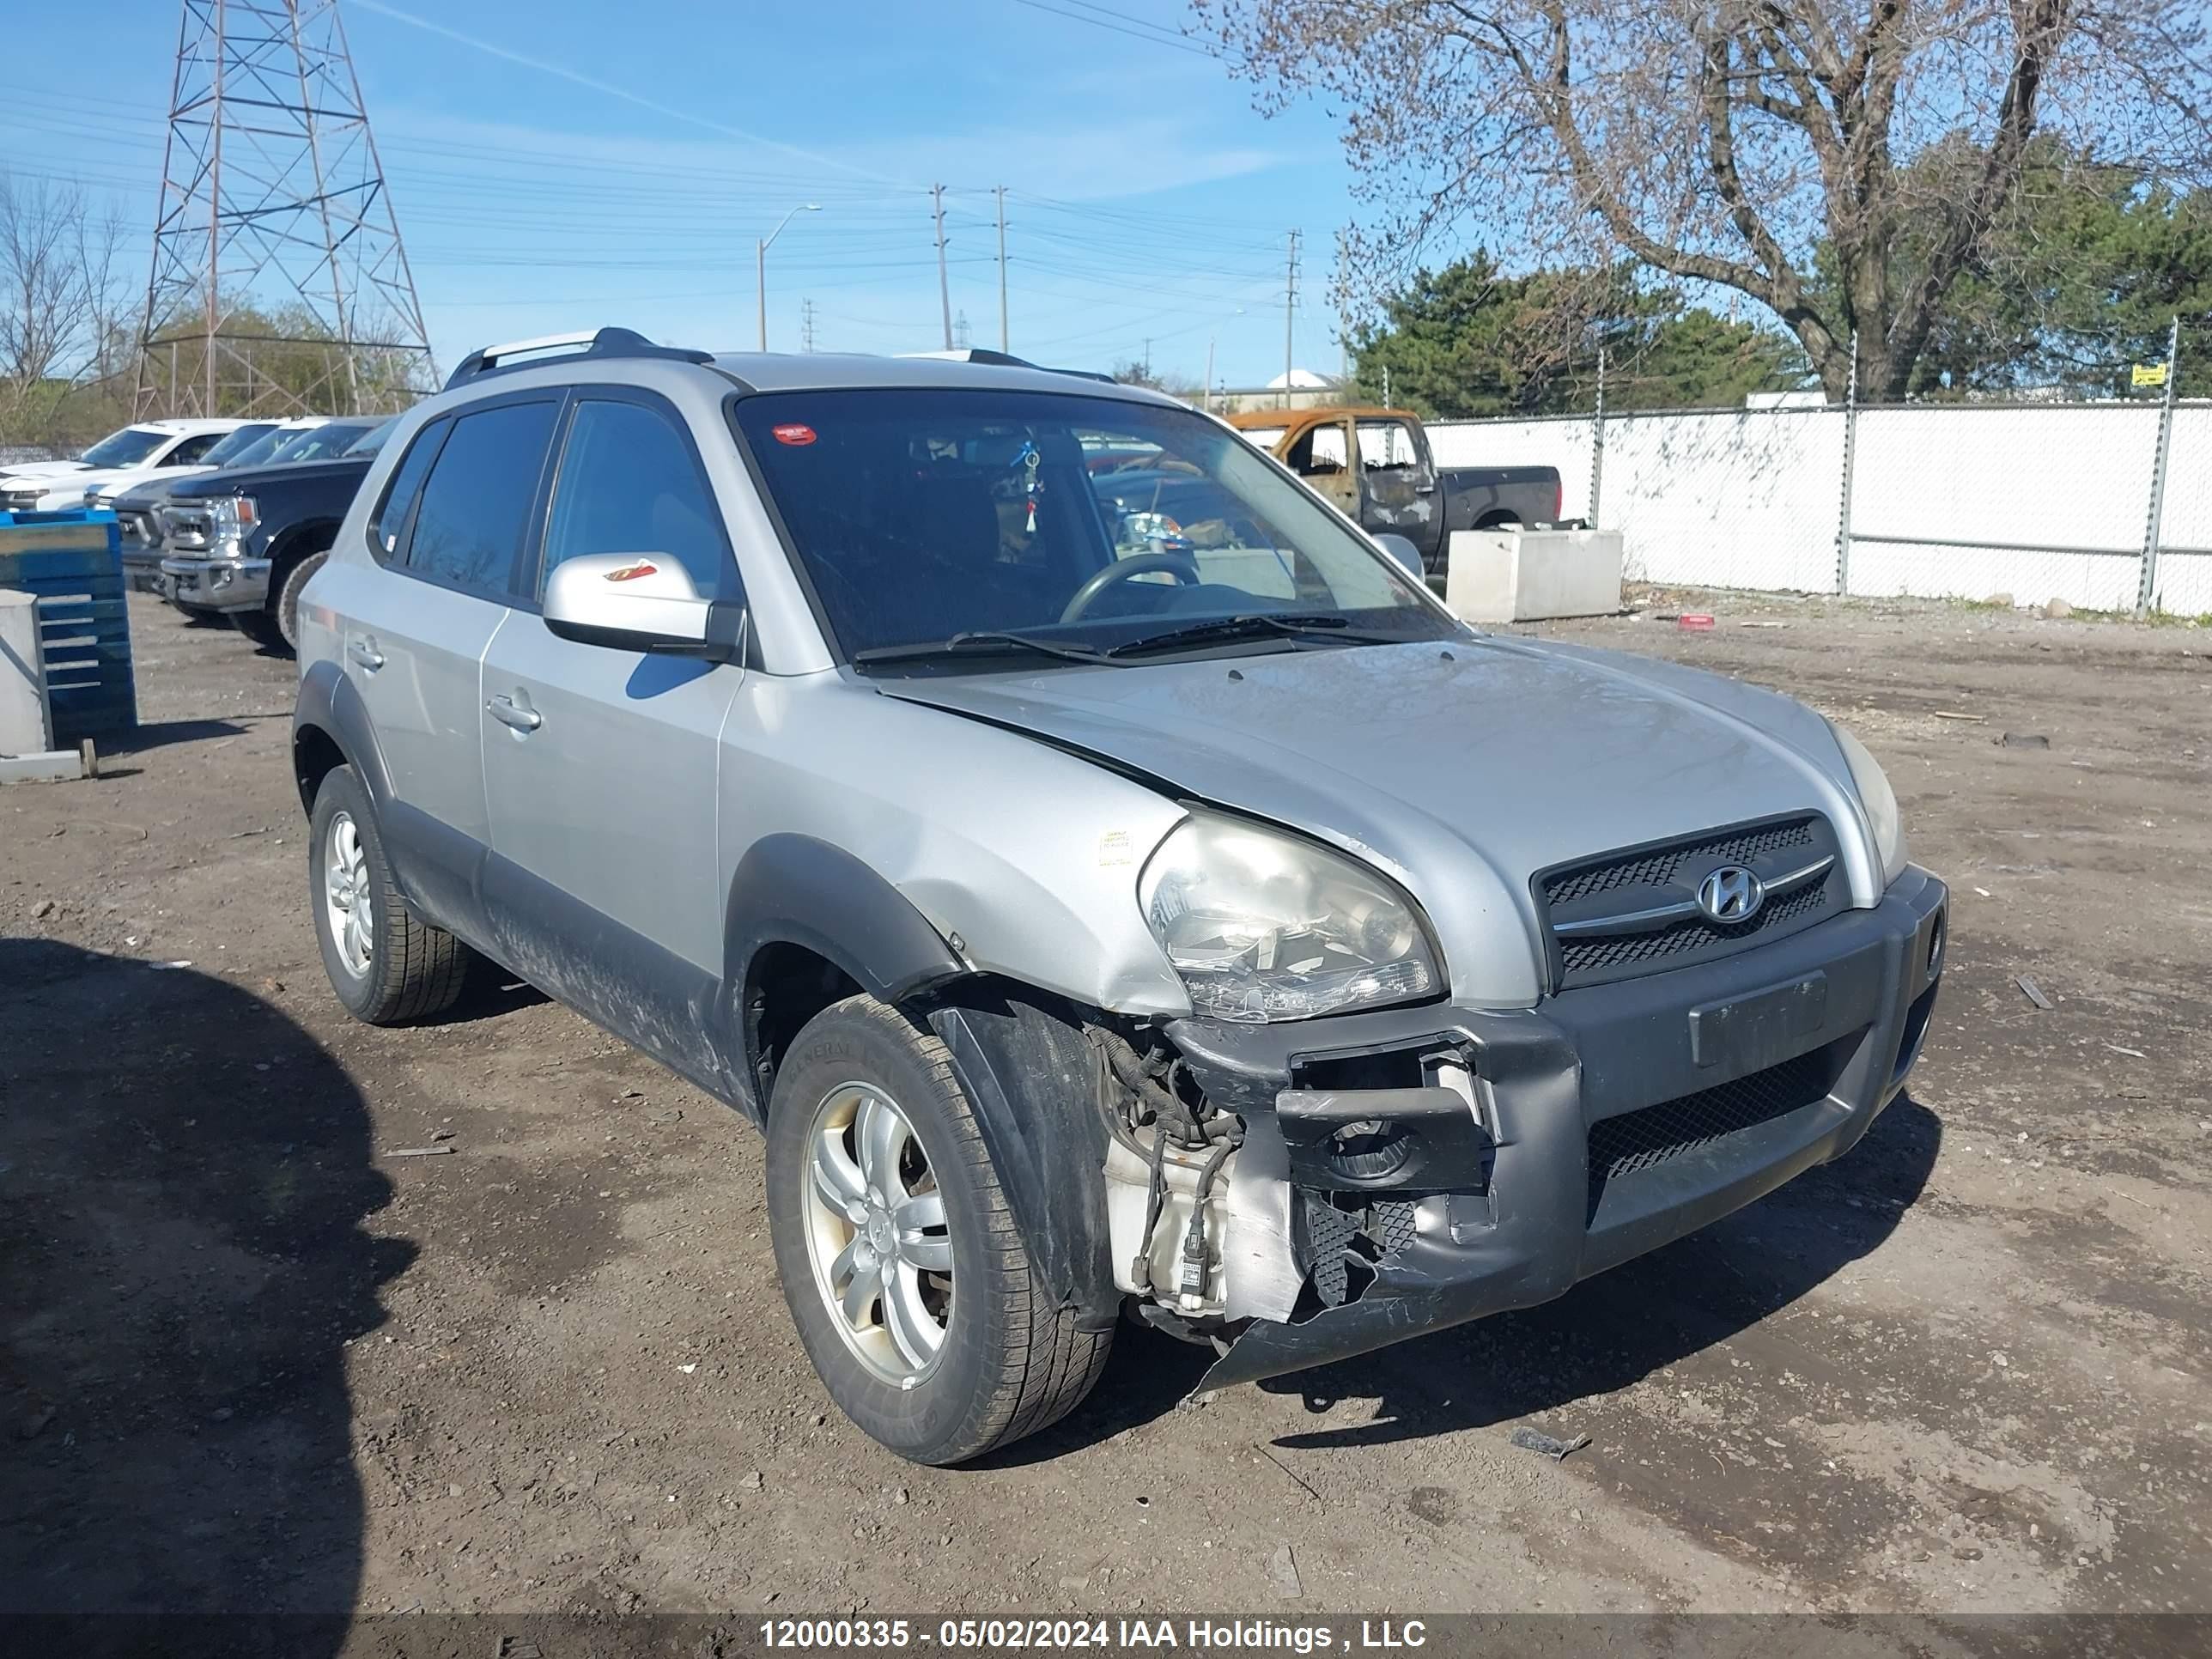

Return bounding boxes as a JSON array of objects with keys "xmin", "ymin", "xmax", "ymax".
[
  {"xmin": 800, "ymin": 299, "xmax": 816, "ymax": 354},
  {"xmin": 994, "ymin": 185, "xmax": 1009, "ymax": 353},
  {"xmin": 956, "ymin": 310, "xmax": 972, "ymax": 350},
  {"xmin": 1282, "ymin": 229, "xmax": 1299, "ymax": 410},
  {"xmin": 932, "ymin": 184, "xmax": 953, "ymax": 351}
]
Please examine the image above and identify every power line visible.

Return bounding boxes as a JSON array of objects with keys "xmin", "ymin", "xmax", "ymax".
[{"xmin": 1008, "ymin": 0, "xmax": 1216, "ymax": 58}]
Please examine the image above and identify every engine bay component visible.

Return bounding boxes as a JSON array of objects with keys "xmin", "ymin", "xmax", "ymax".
[{"xmin": 1094, "ymin": 1026, "xmax": 1243, "ymax": 1317}]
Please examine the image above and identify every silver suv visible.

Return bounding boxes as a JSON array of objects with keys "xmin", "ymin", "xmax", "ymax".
[{"xmin": 294, "ymin": 329, "xmax": 1947, "ymax": 1465}]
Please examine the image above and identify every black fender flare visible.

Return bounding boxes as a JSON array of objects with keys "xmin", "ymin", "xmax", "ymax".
[
  {"xmin": 722, "ymin": 834, "xmax": 966, "ymax": 1014},
  {"xmin": 926, "ymin": 993, "xmax": 1120, "ymax": 1331},
  {"xmin": 293, "ymin": 658, "xmax": 394, "ymax": 817}
]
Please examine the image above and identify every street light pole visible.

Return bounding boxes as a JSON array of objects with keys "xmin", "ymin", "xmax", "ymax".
[{"xmin": 757, "ymin": 204, "xmax": 821, "ymax": 352}]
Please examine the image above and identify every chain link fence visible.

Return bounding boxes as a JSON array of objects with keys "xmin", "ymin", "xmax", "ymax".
[{"xmin": 1428, "ymin": 337, "xmax": 2212, "ymax": 618}]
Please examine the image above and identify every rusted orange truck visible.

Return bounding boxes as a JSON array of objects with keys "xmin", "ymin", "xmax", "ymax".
[{"xmin": 1225, "ymin": 407, "xmax": 1563, "ymax": 584}]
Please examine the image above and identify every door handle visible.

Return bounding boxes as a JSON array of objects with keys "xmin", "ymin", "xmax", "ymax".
[
  {"xmin": 488, "ymin": 693, "xmax": 543, "ymax": 733},
  {"xmin": 347, "ymin": 636, "xmax": 385, "ymax": 672}
]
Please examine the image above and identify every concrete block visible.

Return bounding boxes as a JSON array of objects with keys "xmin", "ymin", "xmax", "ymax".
[
  {"xmin": 0, "ymin": 587, "xmax": 52, "ymax": 755},
  {"xmin": 1444, "ymin": 528, "xmax": 1626, "ymax": 623}
]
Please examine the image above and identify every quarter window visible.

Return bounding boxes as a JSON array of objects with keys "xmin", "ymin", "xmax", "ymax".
[
  {"xmin": 404, "ymin": 401, "xmax": 560, "ymax": 597},
  {"xmin": 542, "ymin": 398, "xmax": 729, "ymax": 597},
  {"xmin": 368, "ymin": 416, "xmax": 447, "ymax": 560}
]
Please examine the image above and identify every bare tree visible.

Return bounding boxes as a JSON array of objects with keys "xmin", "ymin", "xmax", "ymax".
[
  {"xmin": 0, "ymin": 172, "xmax": 127, "ymax": 443},
  {"xmin": 1197, "ymin": 0, "xmax": 2212, "ymax": 398}
]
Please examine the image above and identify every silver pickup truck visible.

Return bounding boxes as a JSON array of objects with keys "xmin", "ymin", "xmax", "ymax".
[{"xmin": 292, "ymin": 329, "xmax": 1945, "ymax": 1466}]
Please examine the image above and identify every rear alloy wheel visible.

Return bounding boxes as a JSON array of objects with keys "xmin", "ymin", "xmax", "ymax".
[
  {"xmin": 308, "ymin": 765, "xmax": 473, "ymax": 1024},
  {"xmin": 765, "ymin": 994, "xmax": 1111, "ymax": 1464}
]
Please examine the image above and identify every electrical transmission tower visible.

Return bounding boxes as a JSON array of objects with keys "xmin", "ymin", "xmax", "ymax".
[{"xmin": 135, "ymin": 0, "xmax": 435, "ymax": 419}]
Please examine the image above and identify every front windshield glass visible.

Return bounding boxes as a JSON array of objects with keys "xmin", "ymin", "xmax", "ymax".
[
  {"xmin": 219, "ymin": 427, "xmax": 295, "ymax": 469},
  {"xmin": 343, "ymin": 417, "xmax": 396, "ymax": 457},
  {"xmin": 733, "ymin": 388, "xmax": 1448, "ymax": 667},
  {"xmin": 267, "ymin": 421, "xmax": 370, "ymax": 464},
  {"xmin": 79, "ymin": 428, "xmax": 169, "ymax": 468},
  {"xmin": 199, "ymin": 422, "xmax": 279, "ymax": 466}
]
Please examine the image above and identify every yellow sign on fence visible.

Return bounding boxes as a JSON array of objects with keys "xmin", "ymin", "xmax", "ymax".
[{"xmin": 2133, "ymin": 362, "xmax": 2170, "ymax": 388}]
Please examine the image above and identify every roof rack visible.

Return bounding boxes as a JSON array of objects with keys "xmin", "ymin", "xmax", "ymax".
[
  {"xmin": 445, "ymin": 327, "xmax": 715, "ymax": 390},
  {"xmin": 896, "ymin": 347, "xmax": 1115, "ymax": 385}
]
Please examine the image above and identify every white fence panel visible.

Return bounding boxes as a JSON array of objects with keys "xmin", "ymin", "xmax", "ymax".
[
  {"xmin": 1601, "ymin": 408, "xmax": 1843, "ymax": 591},
  {"xmin": 1848, "ymin": 404, "xmax": 2155, "ymax": 608},
  {"xmin": 1427, "ymin": 399, "xmax": 2212, "ymax": 614},
  {"xmin": 2153, "ymin": 408, "xmax": 2212, "ymax": 616}
]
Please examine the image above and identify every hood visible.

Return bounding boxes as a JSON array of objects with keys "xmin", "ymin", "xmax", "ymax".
[
  {"xmin": 168, "ymin": 453, "xmax": 370, "ymax": 501},
  {"xmin": 112, "ymin": 473, "xmax": 194, "ymax": 509},
  {"xmin": 0, "ymin": 460, "xmax": 92, "ymax": 483},
  {"xmin": 878, "ymin": 635, "xmax": 1876, "ymax": 1006}
]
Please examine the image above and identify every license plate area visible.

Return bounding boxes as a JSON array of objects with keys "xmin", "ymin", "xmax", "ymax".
[{"xmin": 1688, "ymin": 971, "xmax": 1827, "ymax": 1072}]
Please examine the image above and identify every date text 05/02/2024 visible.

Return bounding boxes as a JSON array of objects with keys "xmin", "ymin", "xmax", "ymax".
[{"xmin": 758, "ymin": 1619, "xmax": 1429, "ymax": 1651}]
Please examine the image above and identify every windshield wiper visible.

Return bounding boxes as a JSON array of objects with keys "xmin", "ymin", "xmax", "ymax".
[
  {"xmin": 850, "ymin": 630, "xmax": 1118, "ymax": 669},
  {"xmin": 1105, "ymin": 612, "xmax": 1391, "ymax": 659}
]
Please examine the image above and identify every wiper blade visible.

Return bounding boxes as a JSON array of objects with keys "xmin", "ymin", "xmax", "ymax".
[
  {"xmin": 851, "ymin": 630, "xmax": 1117, "ymax": 668},
  {"xmin": 1105, "ymin": 612, "xmax": 1382, "ymax": 659}
]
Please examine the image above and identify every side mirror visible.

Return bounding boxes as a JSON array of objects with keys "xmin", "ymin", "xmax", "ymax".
[
  {"xmin": 1374, "ymin": 532, "xmax": 1424, "ymax": 580},
  {"xmin": 543, "ymin": 552, "xmax": 745, "ymax": 663}
]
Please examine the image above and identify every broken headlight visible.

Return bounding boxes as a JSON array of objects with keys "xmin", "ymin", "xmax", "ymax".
[{"xmin": 1138, "ymin": 811, "xmax": 1440, "ymax": 1024}]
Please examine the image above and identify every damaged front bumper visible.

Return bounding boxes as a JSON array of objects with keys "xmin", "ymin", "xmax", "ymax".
[{"xmin": 1170, "ymin": 866, "xmax": 1948, "ymax": 1388}]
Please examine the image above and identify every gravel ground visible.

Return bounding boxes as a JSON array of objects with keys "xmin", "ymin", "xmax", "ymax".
[{"xmin": 2, "ymin": 592, "xmax": 2208, "ymax": 1635}]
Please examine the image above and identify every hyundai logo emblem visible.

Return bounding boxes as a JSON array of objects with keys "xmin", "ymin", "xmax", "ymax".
[{"xmin": 1697, "ymin": 865, "xmax": 1765, "ymax": 925}]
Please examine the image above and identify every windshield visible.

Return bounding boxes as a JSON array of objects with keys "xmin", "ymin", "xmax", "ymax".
[
  {"xmin": 79, "ymin": 428, "xmax": 170, "ymax": 468},
  {"xmin": 267, "ymin": 421, "xmax": 371, "ymax": 464},
  {"xmin": 219, "ymin": 426, "xmax": 296, "ymax": 469},
  {"xmin": 733, "ymin": 388, "xmax": 1447, "ymax": 667},
  {"xmin": 1233, "ymin": 426, "xmax": 1288, "ymax": 452},
  {"xmin": 343, "ymin": 417, "xmax": 396, "ymax": 457},
  {"xmin": 199, "ymin": 422, "xmax": 279, "ymax": 467}
]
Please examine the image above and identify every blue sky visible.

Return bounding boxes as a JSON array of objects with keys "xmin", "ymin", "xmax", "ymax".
[{"xmin": 2, "ymin": 0, "xmax": 1366, "ymax": 389}]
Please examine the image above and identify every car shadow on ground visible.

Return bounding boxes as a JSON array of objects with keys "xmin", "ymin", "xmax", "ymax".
[
  {"xmin": 105, "ymin": 716, "xmax": 252, "ymax": 750},
  {"xmin": 0, "ymin": 939, "xmax": 407, "ymax": 1650},
  {"xmin": 1000, "ymin": 1095, "xmax": 1941, "ymax": 1462}
]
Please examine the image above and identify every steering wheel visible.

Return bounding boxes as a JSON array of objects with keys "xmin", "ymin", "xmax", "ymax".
[{"xmin": 1059, "ymin": 552, "xmax": 1202, "ymax": 623}]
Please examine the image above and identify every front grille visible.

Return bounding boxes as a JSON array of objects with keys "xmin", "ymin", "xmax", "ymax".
[
  {"xmin": 1559, "ymin": 874, "xmax": 1830, "ymax": 979},
  {"xmin": 1535, "ymin": 813, "xmax": 1846, "ymax": 991},
  {"xmin": 1586, "ymin": 1050, "xmax": 1834, "ymax": 1223},
  {"xmin": 1545, "ymin": 820, "xmax": 1814, "ymax": 908}
]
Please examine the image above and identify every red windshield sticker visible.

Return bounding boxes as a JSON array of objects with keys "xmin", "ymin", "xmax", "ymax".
[
  {"xmin": 606, "ymin": 560, "xmax": 659, "ymax": 582},
  {"xmin": 772, "ymin": 422, "xmax": 817, "ymax": 446}
]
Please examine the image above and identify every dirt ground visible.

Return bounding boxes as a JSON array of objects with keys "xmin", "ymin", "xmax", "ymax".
[{"xmin": 3, "ymin": 591, "xmax": 2209, "ymax": 1633}]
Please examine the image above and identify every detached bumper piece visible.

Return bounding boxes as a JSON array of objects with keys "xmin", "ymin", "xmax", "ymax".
[{"xmin": 1171, "ymin": 866, "xmax": 1948, "ymax": 1388}]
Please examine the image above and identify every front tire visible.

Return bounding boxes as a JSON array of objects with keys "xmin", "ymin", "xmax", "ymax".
[
  {"xmin": 765, "ymin": 995, "xmax": 1110, "ymax": 1464},
  {"xmin": 308, "ymin": 766, "xmax": 472, "ymax": 1024}
]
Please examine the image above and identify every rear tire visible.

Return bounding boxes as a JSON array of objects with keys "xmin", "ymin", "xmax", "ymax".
[
  {"xmin": 308, "ymin": 765, "xmax": 472, "ymax": 1024},
  {"xmin": 765, "ymin": 994, "xmax": 1111, "ymax": 1464}
]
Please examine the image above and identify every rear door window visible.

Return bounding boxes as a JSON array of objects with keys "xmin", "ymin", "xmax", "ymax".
[
  {"xmin": 401, "ymin": 401, "xmax": 561, "ymax": 599},
  {"xmin": 161, "ymin": 432, "xmax": 225, "ymax": 466}
]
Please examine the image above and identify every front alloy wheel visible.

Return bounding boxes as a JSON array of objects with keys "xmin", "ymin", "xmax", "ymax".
[
  {"xmin": 764, "ymin": 994, "xmax": 1112, "ymax": 1464},
  {"xmin": 799, "ymin": 1084, "xmax": 953, "ymax": 1383}
]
